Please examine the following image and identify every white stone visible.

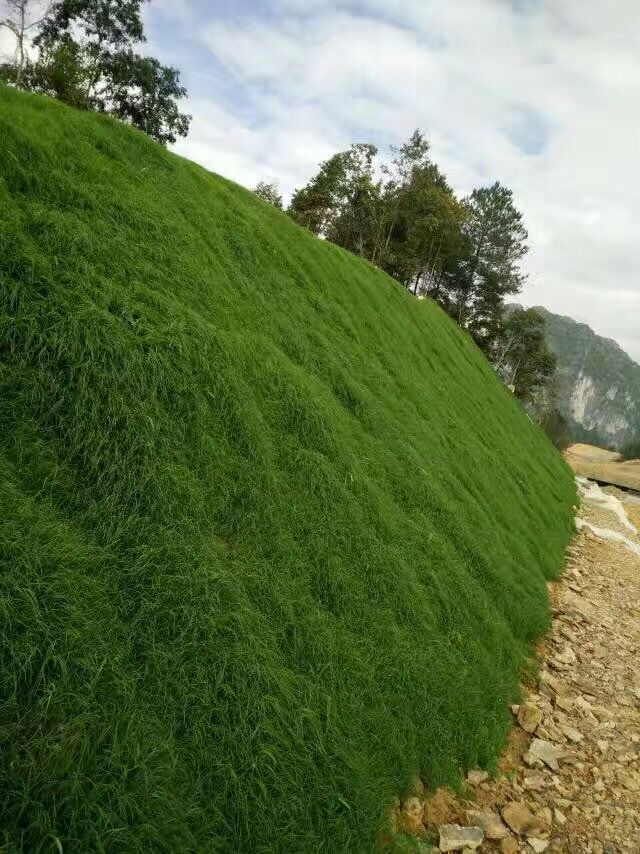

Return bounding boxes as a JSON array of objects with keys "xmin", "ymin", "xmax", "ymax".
[
  {"xmin": 528, "ymin": 839, "xmax": 549, "ymax": 853},
  {"xmin": 525, "ymin": 738, "xmax": 563, "ymax": 772},
  {"xmin": 438, "ymin": 824, "xmax": 484, "ymax": 851}
]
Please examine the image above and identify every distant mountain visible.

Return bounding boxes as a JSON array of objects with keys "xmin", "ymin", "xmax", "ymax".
[{"xmin": 535, "ymin": 307, "xmax": 640, "ymax": 449}]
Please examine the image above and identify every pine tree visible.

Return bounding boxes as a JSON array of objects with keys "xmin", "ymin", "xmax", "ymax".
[{"xmin": 454, "ymin": 183, "xmax": 528, "ymax": 349}]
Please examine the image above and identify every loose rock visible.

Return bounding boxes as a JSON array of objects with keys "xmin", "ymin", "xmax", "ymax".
[
  {"xmin": 518, "ymin": 703, "xmax": 543, "ymax": 734},
  {"xmin": 555, "ymin": 694, "xmax": 573, "ymax": 712},
  {"xmin": 560, "ymin": 724, "xmax": 583, "ymax": 743},
  {"xmin": 535, "ymin": 807, "xmax": 552, "ymax": 828},
  {"xmin": 466, "ymin": 769, "xmax": 489, "ymax": 786},
  {"xmin": 552, "ymin": 807, "xmax": 566, "ymax": 826},
  {"xmin": 438, "ymin": 824, "xmax": 483, "ymax": 851},
  {"xmin": 502, "ymin": 802, "xmax": 548, "ymax": 837},
  {"xmin": 466, "ymin": 809, "xmax": 508, "ymax": 840},
  {"xmin": 523, "ymin": 771, "xmax": 546, "ymax": 791},
  {"xmin": 524, "ymin": 738, "xmax": 563, "ymax": 772}
]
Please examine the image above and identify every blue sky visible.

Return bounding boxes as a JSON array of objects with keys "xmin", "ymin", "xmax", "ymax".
[{"xmin": 13, "ymin": 0, "xmax": 638, "ymax": 358}]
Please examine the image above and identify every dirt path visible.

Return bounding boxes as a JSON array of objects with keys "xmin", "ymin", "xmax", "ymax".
[
  {"xmin": 564, "ymin": 443, "xmax": 640, "ymax": 493},
  {"xmin": 403, "ymin": 480, "xmax": 640, "ymax": 852}
]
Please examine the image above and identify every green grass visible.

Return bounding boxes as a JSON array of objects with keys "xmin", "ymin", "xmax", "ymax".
[{"xmin": 0, "ymin": 86, "xmax": 576, "ymax": 853}]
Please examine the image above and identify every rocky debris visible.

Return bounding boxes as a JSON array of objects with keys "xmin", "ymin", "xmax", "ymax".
[
  {"xmin": 523, "ymin": 771, "xmax": 546, "ymax": 791},
  {"xmin": 465, "ymin": 809, "xmax": 508, "ymax": 840},
  {"xmin": 536, "ymin": 807, "xmax": 552, "ymax": 827},
  {"xmin": 552, "ymin": 645, "xmax": 577, "ymax": 667},
  {"xmin": 559, "ymin": 724, "xmax": 583, "ymax": 743},
  {"xmin": 524, "ymin": 738, "xmax": 563, "ymax": 772},
  {"xmin": 553, "ymin": 807, "xmax": 566, "ymax": 826},
  {"xmin": 539, "ymin": 671, "xmax": 563, "ymax": 697},
  {"xmin": 466, "ymin": 769, "xmax": 489, "ymax": 786},
  {"xmin": 518, "ymin": 704, "xmax": 543, "ymax": 734},
  {"xmin": 502, "ymin": 802, "xmax": 549, "ymax": 837},
  {"xmin": 438, "ymin": 824, "xmax": 484, "ymax": 851},
  {"xmin": 396, "ymin": 480, "xmax": 640, "ymax": 852},
  {"xmin": 528, "ymin": 839, "xmax": 549, "ymax": 853},
  {"xmin": 555, "ymin": 694, "xmax": 573, "ymax": 712}
]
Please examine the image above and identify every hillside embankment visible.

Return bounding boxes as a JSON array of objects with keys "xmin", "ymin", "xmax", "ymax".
[
  {"xmin": 0, "ymin": 86, "xmax": 576, "ymax": 852},
  {"xmin": 405, "ymin": 479, "xmax": 640, "ymax": 852}
]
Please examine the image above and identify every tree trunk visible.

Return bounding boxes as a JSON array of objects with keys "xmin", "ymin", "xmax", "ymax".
[
  {"xmin": 85, "ymin": 35, "xmax": 104, "ymax": 101},
  {"xmin": 16, "ymin": 1, "xmax": 25, "ymax": 86}
]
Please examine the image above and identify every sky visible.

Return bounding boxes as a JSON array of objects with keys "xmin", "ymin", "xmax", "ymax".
[{"xmin": 4, "ymin": 0, "xmax": 639, "ymax": 360}]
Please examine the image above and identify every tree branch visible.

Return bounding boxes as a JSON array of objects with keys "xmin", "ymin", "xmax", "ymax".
[{"xmin": 0, "ymin": 19, "xmax": 20, "ymax": 36}]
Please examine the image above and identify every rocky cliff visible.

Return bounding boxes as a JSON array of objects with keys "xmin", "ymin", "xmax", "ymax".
[{"xmin": 536, "ymin": 307, "xmax": 640, "ymax": 449}]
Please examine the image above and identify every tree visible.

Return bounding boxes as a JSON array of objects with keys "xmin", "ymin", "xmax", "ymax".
[
  {"xmin": 326, "ymin": 143, "xmax": 381, "ymax": 257},
  {"xmin": 20, "ymin": 38, "xmax": 90, "ymax": 106},
  {"xmin": 493, "ymin": 307, "xmax": 556, "ymax": 402},
  {"xmin": 284, "ymin": 137, "xmax": 534, "ymax": 369},
  {"xmin": 106, "ymin": 51, "xmax": 189, "ymax": 145},
  {"xmin": 6, "ymin": 0, "xmax": 191, "ymax": 144},
  {"xmin": 254, "ymin": 180, "xmax": 283, "ymax": 209},
  {"xmin": 0, "ymin": 0, "xmax": 50, "ymax": 86},
  {"xmin": 539, "ymin": 406, "xmax": 571, "ymax": 450},
  {"xmin": 288, "ymin": 151, "xmax": 350, "ymax": 235},
  {"xmin": 288, "ymin": 144, "xmax": 382, "ymax": 256},
  {"xmin": 35, "ymin": 0, "xmax": 145, "ymax": 96},
  {"xmin": 453, "ymin": 183, "xmax": 528, "ymax": 349},
  {"xmin": 377, "ymin": 131, "xmax": 465, "ymax": 295},
  {"xmin": 620, "ymin": 439, "xmax": 640, "ymax": 461}
]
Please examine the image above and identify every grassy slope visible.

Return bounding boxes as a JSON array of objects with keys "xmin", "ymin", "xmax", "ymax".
[{"xmin": 0, "ymin": 87, "xmax": 576, "ymax": 853}]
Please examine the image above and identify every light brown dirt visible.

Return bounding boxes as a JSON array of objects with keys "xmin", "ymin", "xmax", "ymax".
[{"xmin": 565, "ymin": 444, "xmax": 640, "ymax": 492}]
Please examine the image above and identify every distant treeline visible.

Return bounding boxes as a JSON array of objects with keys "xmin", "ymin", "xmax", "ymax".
[{"xmin": 256, "ymin": 135, "xmax": 562, "ymax": 433}]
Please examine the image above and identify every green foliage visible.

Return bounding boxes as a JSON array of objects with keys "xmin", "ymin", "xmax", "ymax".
[
  {"xmin": 4, "ymin": 0, "xmax": 191, "ymax": 143},
  {"xmin": 106, "ymin": 50, "xmax": 190, "ymax": 144},
  {"xmin": 453, "ymin": 183, "xmax": 528, "ymax": 347},
  {"xmin": 288, "ymin": 132, "xmax": 465, "ymax": 292},
  {"xmin": 254, "ymin": 179, "xmax": 284, "ymax": 209},
  {"xmin": 378, "ymin": 131, "xmax": 465, "ymax": 296},
  {"xmin": 539, "ymin": 409, "xmax": 572, "ymax": 451},
  {"xmin": 620, "ymin": 440, "xmax": 640, "ymax": 461},
  {"xmin": 0, "ymin": 87, "xmax": 576, "ymax": 853},
  {"xmin": 22, "ymin": 39, "xmax": 89, "ymax": 106},
  {"xmin": 286, "ymin": 137, "xmax": 535, "ymax": 379},
  {"xmin": 494, "ymin": 307, "xmax": 556, "ymax": 402},
  {"xmin": 37, "ymin": 0, "xmax": 145, "ymax": 46},
  {"xmin": 289, "ymin": 143, "xmax": 381, "ymax": 249}
]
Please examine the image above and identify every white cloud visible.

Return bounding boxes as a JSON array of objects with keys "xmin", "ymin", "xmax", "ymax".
[
  {"xmin": 0, "ymin": 25, "xmax": 17, "ymax": 59},
  {"xmin": 157, "ymin": 0, "xmax": 640, "ymax": 361}
]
